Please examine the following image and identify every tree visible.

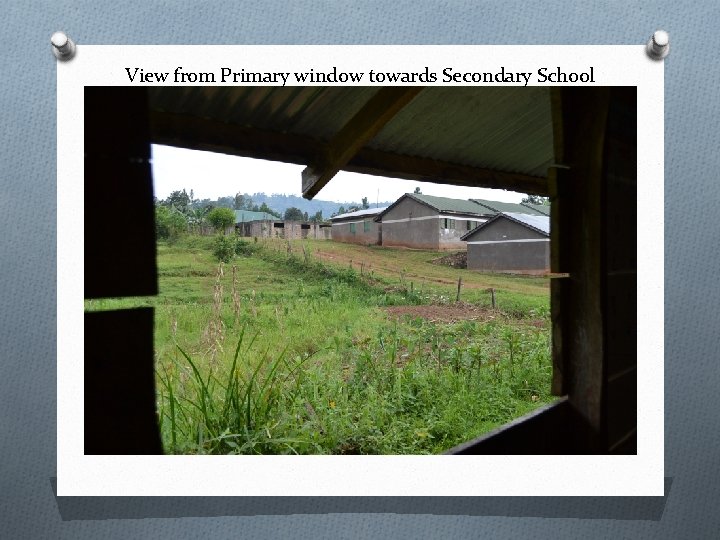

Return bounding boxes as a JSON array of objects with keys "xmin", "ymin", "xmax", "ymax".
[
  {"xmin": 336, "ymin": 206, "xmax": 346, "ymax": 216},
  {"xmin": 303, "ymin": 211, "xmax": 309, "ymax": 222},
  {"xmin": 187, "ymin": 206, "xmax": 210, "ymax": 234},
  {"xmin": 207, "ymin": 207, "xmax": 236, "ymax": 234},
  {"xmin": 234, "ymin": 192, "xmax": 253, "ymax": 210},
  {"xmin": 521, "ymin": 194, "xmax": 550, "ymax": 205},
  {"xmin": 155, "ymin": 205, "xmax": 188, "ymax": 242},
  {"xmin": 258, "ymin": 202, "xmax": 281, "ymax": 218},
  {"xmin": 413, "ymin": 186, "xmax": 422, "ymax": 194},
  {"xmin": 284, "ymin": 207, "xmax": 304, "ymax": 221},
  {"xmin": 310, "ymin": 210, "xmax": 323, "ymax": 223},
  {"xmin": 163, "ymin": 189, "xmax": 191, "ymax": 213},
  {"xmin": 192, "ymin": 198, "xmax": 212, "ymax": 210},
  {"xmin": 215, "ymin": 196, "xmax": 235, "ymax": 209},
  {"xmin": 361, "ymin": 197, "xmax": 370, "ymax": 209}
]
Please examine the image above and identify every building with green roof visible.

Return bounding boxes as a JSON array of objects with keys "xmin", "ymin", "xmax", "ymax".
[
  {"xmin": 374, "ymin": 193, "xmax": 490, "ymax": 250},
  {"xmin": 234, "ymin": 210, "xmax": 278, "ymax": 223},
  {"xmin": 233, "ymin": 209, "xmax": 331, "ymax": 240}
]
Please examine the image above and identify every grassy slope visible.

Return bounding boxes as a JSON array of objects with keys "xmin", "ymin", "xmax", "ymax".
[{"xmin": 86, "ymin": 236, "xmax": 553, "ymax": 455}]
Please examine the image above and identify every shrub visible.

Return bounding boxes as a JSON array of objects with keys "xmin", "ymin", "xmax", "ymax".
[
  {"xmin": 213, "ymin": 235, "xmax": 235, "ymax": 263},
  {"xmin": 155, "ymin": 205, "xmax": 188, "ymax": 242},
  {"xmin": 235, "ymin": 239, "xmax": 261, "ymax": 256},
  {"xmin": 207, "ymin": 207, "xmax": 236, "ymax": 233}
]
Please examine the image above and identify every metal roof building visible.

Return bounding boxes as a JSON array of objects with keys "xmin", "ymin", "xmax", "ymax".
[
  {"xmin": 462, "ymin": 212, "xmax": 551, "ymax": 274},
  {"xmin": 373, "ymin": 193, "xmax": 490, "ymax": 250},
  {"xmin": 234, "ymin": 210, "xmax": 278, "ymax": 223},
  {"xmin": 330, "ymin": 206, "xmax": 388, "ymax": 245}
]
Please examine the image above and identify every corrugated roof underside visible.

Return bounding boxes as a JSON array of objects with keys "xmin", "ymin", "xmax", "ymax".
[
  {"xmin": 149, "ymin": 87, "xmax": 553, "ymax": 177},
  {"xmin": 367, "ymin": 87, "xmax": 554, "ymax": 177},
  {"xmin": 149, "ymin": 87, "xmax": 377, "ymax": 141}
]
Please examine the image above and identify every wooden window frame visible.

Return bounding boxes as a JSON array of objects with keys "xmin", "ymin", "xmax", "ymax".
[{"xmin": 83, "ymin": 86, "xmax": 637, "ymax": 456}]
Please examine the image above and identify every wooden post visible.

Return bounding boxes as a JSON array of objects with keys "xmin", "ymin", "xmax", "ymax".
[
  {"xmin": 360, "ymin": 262, "xmax": 364, "ymax": 275},
  {"xmin": 456, "ymin": 277, "xmax": 462, "ymax": 302},
  {"xmin": 490, "ymin": 287, "xmax": 496, "ymax": 309}
]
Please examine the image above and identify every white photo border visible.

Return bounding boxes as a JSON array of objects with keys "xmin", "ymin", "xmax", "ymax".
[{"xmin": 58, "ymin": 45, "xmax": 663, "ymax": 496}]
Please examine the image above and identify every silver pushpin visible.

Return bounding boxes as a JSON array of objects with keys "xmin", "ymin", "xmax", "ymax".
[
  {"xmin": 646, "ymin": 30, "xmax": 669, "ymax": 60},
  {"xmin": 51, "ymin": 31, "xmax": 76, "ymax": 61}
]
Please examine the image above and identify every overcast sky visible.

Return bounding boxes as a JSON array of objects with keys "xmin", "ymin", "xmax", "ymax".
[{"xmin": 151, "ymin": 145, "xmax": 527, "ymax": 205}]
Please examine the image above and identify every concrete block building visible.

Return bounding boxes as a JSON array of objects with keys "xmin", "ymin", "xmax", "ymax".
[
  {"xmin": 330, "ymin": 206, "xmax": 387, "ymax": 245},
  {"xmin": 374, "ymin": 193, "xmax": 489, "ymax": 250},
  {"xmin": 461, "ymin": 212, "xmax": 550, "ymax": 273},
  {"xmin": 235, "ymin": 210, "xmax": 331, "ymax": 240}
]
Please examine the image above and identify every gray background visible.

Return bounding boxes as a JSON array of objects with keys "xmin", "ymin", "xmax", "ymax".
[{"xmin": 2, "ymin": 0, "xmax": 718, "ymax": 537}]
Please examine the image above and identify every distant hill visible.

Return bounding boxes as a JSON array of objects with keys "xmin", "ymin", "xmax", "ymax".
[
  {"xmin": 185, "ymin": 192, "xmax": 394, "ymax": 220},
  {"xmin": 246, "ymin": 193, "xmax": 393, "ymax": 219}
]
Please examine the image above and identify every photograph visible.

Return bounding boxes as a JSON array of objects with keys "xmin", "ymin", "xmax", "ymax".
[{"xmin": 83, "ymin": 85, "xmax": 637, "ymax": 456}]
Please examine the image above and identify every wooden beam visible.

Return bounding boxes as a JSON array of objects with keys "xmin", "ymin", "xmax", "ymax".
[
  {"xmin": 555, "ymin": 87, "xmax": 611, "ymax": 437},
  {"xmin": 346, "ymin": 147, "xmax": 549, "ymax": 196},
  {"xmin": 301, "ymin": 87, "xmax": 423, "ymax": 199},
  {"xmin": 149, "ymin": 110, "xmax": 548, "ymax": 195},
  {"xmin": 149, "ymin": 111, "xmax": 317, "ymax": 165}
]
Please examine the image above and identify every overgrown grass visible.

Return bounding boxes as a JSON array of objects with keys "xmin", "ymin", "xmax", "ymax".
[{"xmin": 86, "ymin": 235, "xmax": 553, "ymax": 454}]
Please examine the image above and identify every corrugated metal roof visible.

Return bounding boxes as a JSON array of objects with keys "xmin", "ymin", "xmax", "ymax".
[
  {"xmin": 148, "ymin": 87, "xmax": 553, "ymax": 181},
  {"xmin": 234, "ymin": 210, "xmax": 277, "ymax": 222},
  {"xmin": 368, "ymin": 87, "xmax": 554, "ymax": 178},
  {"xmin": 504, "ymin": 212, "xmax": 550, "ymax": 234},
  {"xmin": 520, "ymin": 202, "xmax": 551, "ymax": 216},
  {"xmin": 408, "ymin": 193, "xmax": 487, "ymax": 215},
  {"xmin": 150, "ymin": 87, "xmax": 378, "ymax": 142},
  {"xmin": 471, "ymin": 198, "xmax": 546, "ymax": 215},
  {"xmin": 461, "ymin": 212, "xmax": 550, "ymax": 241},
  {"xmin": 331, "ymin": 206, "xmax": 389, "ymax": 221}
]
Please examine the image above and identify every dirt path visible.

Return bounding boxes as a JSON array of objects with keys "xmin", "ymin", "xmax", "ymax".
[{"xmin": 312, "ymin": 249, "xmax": 460, "ymax": 285}]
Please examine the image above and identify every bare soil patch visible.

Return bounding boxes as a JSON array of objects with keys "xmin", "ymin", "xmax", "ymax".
[{"xmin": 383, "ymin": 303, "xmax": 498, "ymax": 323}]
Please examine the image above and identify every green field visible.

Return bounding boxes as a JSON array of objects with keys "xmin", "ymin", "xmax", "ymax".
[{"xmin": 85, "ymin": 236, "xmax": 553, "ymax": 454}]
